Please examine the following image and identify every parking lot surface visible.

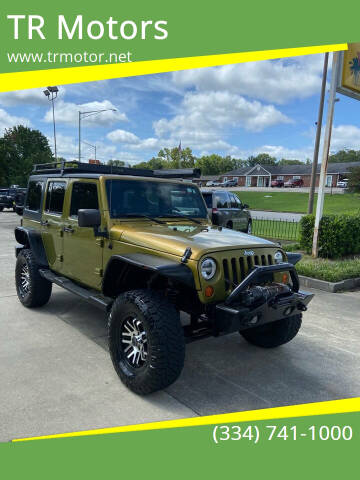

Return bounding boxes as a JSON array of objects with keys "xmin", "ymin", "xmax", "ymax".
[{"xmin": 1, "ymin": 212, "xmax": 360, "ymax": 441}]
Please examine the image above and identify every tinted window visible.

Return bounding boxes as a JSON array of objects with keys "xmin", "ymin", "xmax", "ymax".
[
  {"xmin": 70, "ymin": 182, "xmax": 99, "ymax": 217},
  {"xmin": 214, "ymin": 192, "xmax": 229, "ymax": 208},
  {"xmin": 105, "ymin": 180, "xmax": 207, "ymax": 219},
  {"xmin": 202, "ymin": 193, "xmax": 213, "ymax": 208},
  {"xmin": 45, "ymin": 181, "xmax": 66, "ymax": 215},
  {"xmin": 26, "ymin": 181, "xmax": 43, "ymax": 211},
  {"xmin": 229, "ymin": 194, "xmax": 238, "ymax": 208}
]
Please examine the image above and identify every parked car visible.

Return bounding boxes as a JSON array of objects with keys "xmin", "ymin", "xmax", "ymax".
[
  {"xmin": 0, "ymin": 187, "xmax": 18, "ymax": 211},
  {"xmin": 205, "ymin": 180, "xmax": 217, "ymax": 187},
  {"xmin": 201, "ymin": 189, "xmax": 252, "ymax": 233},
  {"xmin": 15, "ymin": 161, "xmax": 312, "ymax": 394},
  {"xmin": 271, "ymin": 179, "xmax": 284, "ymax": 188},
  {"xmin": 284, "ymin": 178, "xmax": 304, "ymax": 188},
  {"xmin": 337, "ymin": 179, "xmax": 348, "ymax": 188},
  {"xmin": 222, "ymin": 179, "xmax": 238, "ymax": 188}
]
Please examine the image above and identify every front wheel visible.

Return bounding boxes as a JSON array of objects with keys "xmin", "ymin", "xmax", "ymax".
[
  {"xmin": 240, "ymin": 314, "xmax": 302, "ymax": 348},
  {"xmin": 108, "ymin": 289, "xmax": 185, "ymax": 395},
  {"xmin": 15, "ymin": 249, "xmax": 52, "ymax": 307}
]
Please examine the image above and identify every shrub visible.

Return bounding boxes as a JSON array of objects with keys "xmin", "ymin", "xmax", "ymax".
[{"xmin": 299, "ymin": 214, "xmax": 360, "ymax": 258}]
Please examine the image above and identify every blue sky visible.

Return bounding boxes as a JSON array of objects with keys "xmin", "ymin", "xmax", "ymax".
[{"xmin": 0, "ymin": 53, "xmax": 359, "ymax": 165}]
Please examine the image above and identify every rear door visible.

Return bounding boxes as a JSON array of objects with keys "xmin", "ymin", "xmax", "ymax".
[
  {"xmin": 41, "ymin": 180, "xmax": 67, "ymax": 273},
  {"xmin": 61, "ymin": 180, "xmax": 103, "ymax": 290}
]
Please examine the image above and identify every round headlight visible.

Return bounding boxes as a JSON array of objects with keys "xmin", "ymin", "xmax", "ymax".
[
  {"xmin": 200, "ymin": 257, "xmax": 217, "ymax": 280},
  {"xmin": 274, "ymin": 250, "xmax": 284, "ymax": 264}
]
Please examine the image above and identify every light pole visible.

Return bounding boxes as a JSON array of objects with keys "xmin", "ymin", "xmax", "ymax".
[
  {"xmin": 44, "ymin": 86, "xmax": 59, "ymax": 159},
  {"xmin": 78, "ymin": 108, "xmax": 116, "ymax": 161},
  {"xmin": 82, "ymin": 140, "xmax": 97, "ymax": 161}
]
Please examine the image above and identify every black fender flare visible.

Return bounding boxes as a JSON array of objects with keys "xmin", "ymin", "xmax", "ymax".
[
  {"xmin": 14, "ymin": 226, "xmax": 48, "ymax": 267},
  {"xmin": 103, "ymin": 253, "xmax": 195, "ymax": 294}
]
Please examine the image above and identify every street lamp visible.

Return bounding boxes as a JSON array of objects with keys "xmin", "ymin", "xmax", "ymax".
[
  {"xmin": 82, "ymin": 140, "xmax": 97, "ymax": 161},
  {"xmin": 44, "ymin": 86, "xmax": 59, "ymax": 159},
  {"xmin": 78, "ymin": 108, "xmax": 116, "ymax": 161}
]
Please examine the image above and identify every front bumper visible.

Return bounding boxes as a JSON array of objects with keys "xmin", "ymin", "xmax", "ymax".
[{"xmin": 214, "ymin": 262, "xmax": 314, "ymax": 335}]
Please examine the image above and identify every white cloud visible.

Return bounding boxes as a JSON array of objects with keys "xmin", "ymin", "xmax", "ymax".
[
  {"xmin": 330, "ymin": 125, "xmax": 360, "ymax": 152},
  {"xmin": 0, "ymin": 88, "xmax": 61, "ymax": 107},
  {"xmin": 0, "ymin": 108, "xmax": 31, "ymax": 134},
  {"xmin": 107, "ymin": 129, "xmax": 140, "ymax": 144},
  {"xmin": 44, "ymin": 99, "xmax": 127, "ymax": 126},
  {"xmin": 154, "ymin": 91, "xmax": 291, "ymax": 141},
  {"xmin": 172, "ymin": 54, "xmax": 326, "ymax": 104}
]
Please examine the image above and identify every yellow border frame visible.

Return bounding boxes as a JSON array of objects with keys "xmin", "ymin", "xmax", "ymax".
[
  {"xmin": 13, "ymin": 397, "xmax": 360, "ymax": 442},
  {"xmin": 0, "ymin": 43, "xmax": 347, "ymax": 92}
]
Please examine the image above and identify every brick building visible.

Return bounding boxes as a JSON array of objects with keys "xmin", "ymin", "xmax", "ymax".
[{"xmin": 220, "ymin": 162, "xmax": 360, "ymax": 187}]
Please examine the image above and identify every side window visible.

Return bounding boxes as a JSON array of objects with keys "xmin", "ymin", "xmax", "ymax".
[
  {"xmin": 45, "ymin": 181, "xmax": 66, "ymax": 215},
  {"xmin": 26, "ymin": 181, "xmax": 44, "ymax": 212},
  {"xmin": 70, "ymin": 182, "xmax": 99, "ymax": 217},
  {"xmin": 229, "ymin": 194, "xmax": 238, "ymax": 208},
  {"xmin": 215, "ymin": 192, "xmax": 229, "ymax": 208},
  {"xmin": 235, "ymin": 195, "xmax": 242, "ymax": 208}
]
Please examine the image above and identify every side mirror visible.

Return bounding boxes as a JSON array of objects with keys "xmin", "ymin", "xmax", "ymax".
[
  {"xmin": 243, "ymin": 203, "xmax": 249, "ymax": 209},
  {"xmin": 78, "ymin": 209, "xmax": 101, "ymax": 228}
]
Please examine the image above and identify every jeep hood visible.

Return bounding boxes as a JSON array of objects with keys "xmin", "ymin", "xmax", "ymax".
[{"xmin": 110, "ymin": 222, "xmax": 277, "ymax": 261}]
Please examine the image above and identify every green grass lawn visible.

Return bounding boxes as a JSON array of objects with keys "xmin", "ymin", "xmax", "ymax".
[
  {"xmin": 296, "ymin": 255, "xmax": 360, "ymax": 282},
  {"xmin": 233, "ymin": 191, "xmax": 360, "ymax": 215},
  {"xmin": 252, "ymin": 219, "xmax": 300, "ymax": 241}
]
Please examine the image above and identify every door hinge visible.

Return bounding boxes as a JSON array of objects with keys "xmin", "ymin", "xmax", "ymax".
[
  {"xmin": 96, "ymin": 238, "xmax": 104, "ymax": 248},
  {"xmin": 94, "ymin": 267, "xmax": 103, "ymax": 277},
  {"xmin": 56, "ymin": 254, "xmax": 64, "ymax": 262}
]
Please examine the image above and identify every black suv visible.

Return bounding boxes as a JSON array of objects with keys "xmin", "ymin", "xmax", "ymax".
[
  {"xmin": 201, "ymin": 190, "xmax": 252, "ymax": 233},
  {"xmin": 0, "ymin": 187, "xmax": 18, "ymax": 211}
]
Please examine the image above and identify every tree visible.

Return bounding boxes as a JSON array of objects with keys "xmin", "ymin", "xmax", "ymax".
[
  {"xmin": 246, "ymin": 153, "xmax": 277, "ymax": 167},
  {"xmin": 348, "ymin": 166, "xmax": 360, "ymax": 193},
  {"xmin": 277, "ymin": 158, "xmax": 303, "ymax": 166},
  {"xmin": 107, "ymin": 160, "xmax": 125, "ymax": 167},
  {"xmin": 329, "ymin": 149, "xmax": 360, "ymax": 163},
  {"xmin": 0, "ymin": 125, "xmax": 53, "ymax": 186}
]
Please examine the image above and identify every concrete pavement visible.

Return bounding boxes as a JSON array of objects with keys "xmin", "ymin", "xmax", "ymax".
[{"xmin": 1, "ymin": 212, "xmax": 360, "ymax": 441}]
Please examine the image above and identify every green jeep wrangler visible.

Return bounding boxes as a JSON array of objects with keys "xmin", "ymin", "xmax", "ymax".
[{"xmin": 14, "ymin": 161, "xmax": 313, "ymax": 395}]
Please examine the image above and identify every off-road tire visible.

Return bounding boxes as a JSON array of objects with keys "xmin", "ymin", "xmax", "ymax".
[
  {"xmin": 0, "ymin": 206, "xmax": 3, "ymax": 212},
  {"xmin": 240, "ymin": 314, "xmax": 302, "ymax": 348},
  {"xmin": 226, "ymin": 221, "xmax": 233, "ymax": 229},
  {"xmin": 15, "ymin": 249, "xmax": 52, "ymax": 308},
  {"xmin": 108, "ymin": 289, "xmax": 185, "ymax": 395}
]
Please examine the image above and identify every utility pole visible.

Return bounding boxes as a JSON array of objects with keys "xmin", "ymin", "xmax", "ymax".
[
  {"xmin": 43, "ymin": 86, "xmax": 59, "ymax": 160},
  {"xmin": 307, "ymin": 53, "xmax": 328, "ymax": 214},
  {"xmin": 312, "ymin": 52, "xmax": 340, "ymax": 258}
]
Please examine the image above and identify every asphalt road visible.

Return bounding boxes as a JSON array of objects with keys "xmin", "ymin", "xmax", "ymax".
[{"xmin": 1, "ymin": 212, "xmax": 360, "ymax": 441}]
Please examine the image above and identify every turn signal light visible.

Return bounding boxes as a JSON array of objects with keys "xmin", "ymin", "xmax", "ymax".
[
  {"xmin": 205, "ymin": 286, "xmax": 214, "ymax": 297},
  {"xmin": 282, "ymin": 273, "xmax": 289, "ymax": 284}
]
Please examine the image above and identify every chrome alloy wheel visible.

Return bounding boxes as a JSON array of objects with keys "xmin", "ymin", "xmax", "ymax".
[
  {"xmin": 19, "ymin": 263, "xmax": 30, "ymax": 297},
  {"xmin": 121, "ymin": 317, "xmax": 148, "ymax": 368}
]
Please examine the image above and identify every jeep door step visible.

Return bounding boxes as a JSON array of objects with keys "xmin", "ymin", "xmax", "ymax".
[{"xmin": 39, "ymin": 269, "xmax": 113, "ymax": 311}]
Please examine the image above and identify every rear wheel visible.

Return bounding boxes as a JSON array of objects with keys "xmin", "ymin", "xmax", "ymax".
[
  {"xmin": 240, "ymin": 314, "xmax": 302, "ymax": 348},
  {"xmin": 226, "ymin": 221, "xmax": 233, "ymax": 229},
  {"xmin": 15, "ymin": 249, "xmax": 52, "ymax": 307},
  {"xmin": 246, "ymin": 221, "xmax": 252, "ymax": 234},
  {"xmin": 0, "ymin": 207, "xmax": 3, "ymax": 212},
  {"xmin": 108, "ymin": 289, "xmax": 185, "ymax": 395}
]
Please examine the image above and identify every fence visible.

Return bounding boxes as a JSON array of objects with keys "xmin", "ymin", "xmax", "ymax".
[{"xmin": 252, "ymin": 218, "xmax": 300, "ymax": 241}]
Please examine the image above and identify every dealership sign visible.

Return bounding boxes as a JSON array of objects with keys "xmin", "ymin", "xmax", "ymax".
[{"xmin": 336, "ymin": 43, "xmax": 360, "ymax": 100}]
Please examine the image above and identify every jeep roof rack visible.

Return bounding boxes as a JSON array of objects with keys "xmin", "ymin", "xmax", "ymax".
[{"xmin": 32, "ymin": 161, "xmax": 201, "ymax": 179}]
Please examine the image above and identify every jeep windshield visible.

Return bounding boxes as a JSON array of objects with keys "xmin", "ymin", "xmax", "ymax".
[{"xmin": 106, "ymin": 179, "xmax": 208, "ymax": 220}]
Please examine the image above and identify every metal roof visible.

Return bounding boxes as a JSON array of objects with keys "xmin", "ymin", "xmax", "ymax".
[{"xmin": 223, "ymin": 161, "xmax": 360, "ymax": 176}]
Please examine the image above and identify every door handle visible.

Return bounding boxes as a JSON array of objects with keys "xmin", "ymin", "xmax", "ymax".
[
  {"xmin": 41, "ymin": 220, "xmax": 49, "ymax": 227},
  {"xmin": 63, "ymin": 226, "xmax": 75, "ymax": 234}
]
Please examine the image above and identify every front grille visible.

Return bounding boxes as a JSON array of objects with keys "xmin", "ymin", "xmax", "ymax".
[{"xmin": 222, "ymin": 253, "xmax": 273, "ymax": 291}]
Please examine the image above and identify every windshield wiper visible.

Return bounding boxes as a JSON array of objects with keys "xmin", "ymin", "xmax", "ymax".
[
  {"xmin": 120, "ymin": 213, "xmax": 165, "ymax": 224},
  {"xmin": 158, "ymin": 213, "xmax": 202, "ymax": 224}
]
